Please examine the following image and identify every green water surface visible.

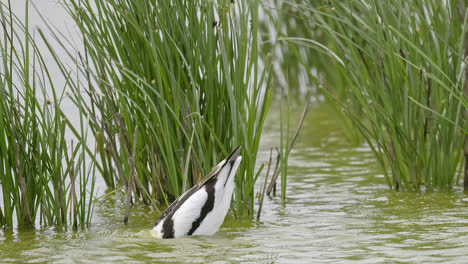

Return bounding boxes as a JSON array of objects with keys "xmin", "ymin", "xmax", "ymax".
[{"xmin": 1, "ymin": 104, "xmax": 468, "ymax": 263}]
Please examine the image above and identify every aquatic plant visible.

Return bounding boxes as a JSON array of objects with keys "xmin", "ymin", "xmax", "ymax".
[
  {"xmin": 65, "ymin": 0, "xmax": 271, "ymax": 217},
  {"xmin": 260, "ymin": 1, "xmax": 363, "ymax": 145},
  {"xmin": 281, "ymin": 0, "xmax": 467, "ymax": 190},
  {"xmin": 0, "ymin": 1, "xmax": 94, "ymax": 228}
]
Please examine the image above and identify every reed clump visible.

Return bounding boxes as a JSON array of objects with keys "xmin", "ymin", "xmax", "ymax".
[
  {"xmin": 278, "ymin": 0, "xmax": 467, "ymax": 190},
  {"xmin": 0, "ymin": 1, "xmax": 94, "ymax": 228},
  {"xmin": 65, "ymin": 0, "xmax": 271, "ymax": 216}
]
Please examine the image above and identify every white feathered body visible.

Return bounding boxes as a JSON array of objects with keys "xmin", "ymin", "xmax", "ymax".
[{"xmin": 152, "ymin": 149, "xmax": 242, "ymax": 238}]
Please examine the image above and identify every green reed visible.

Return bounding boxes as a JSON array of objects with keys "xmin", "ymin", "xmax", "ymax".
[
  {"xmin": 0, "ymin": 0, "xmax": 94, "ymax": 228},
  {"xmin": 260, "ymin": 1, "xmax": 363, "ymax": 145},
  {"xmin": 64, "ymin": 0, "xmax": 271, "ymax": 216},
  {"xmin": 279, "ymin": 0, "xmax": 467, "ymax": 190}
]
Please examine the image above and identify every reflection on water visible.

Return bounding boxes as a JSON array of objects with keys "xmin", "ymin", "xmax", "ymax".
[{"xmin": 1, "ymin": 105, "xmax": 468, "ymax": 263}]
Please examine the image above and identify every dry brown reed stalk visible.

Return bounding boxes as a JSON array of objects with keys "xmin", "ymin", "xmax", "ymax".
[
  {"xmin": 124, "ymin": 126, "xmax": 138, "ymax": 224},
  {"xmin": 267, "ymin": 100, "xmax": 310, "ymax": 196},
  {"xmin": 257, "ymin": 148, "xmax": 273, "ymax": 221}
]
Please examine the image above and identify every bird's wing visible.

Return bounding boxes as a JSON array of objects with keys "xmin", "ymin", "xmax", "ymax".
[
  {"xmin": 154, "ymin": 183, "xmax": 201, "ymax": 226},
  {"xmin": 172, "ymin": 188, "xmax": 209, "ymax": 237}
]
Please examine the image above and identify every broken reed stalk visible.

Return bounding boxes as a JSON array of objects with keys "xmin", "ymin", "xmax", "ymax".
[
  {"xmin": 58, "ymin": 158, "xmax": 66, "ymax": 225},
  {"xmin": 12, "ymin": 120, "xmax": 33, "ymax": 226},
  {"xmin": 124, "ymin": 126, "xmax": 138, "ymax": 224},
  {"xmin": 0, "ymin": 205, "xmax": 4, "ymax": 226},
  {"xmin": 267, "ymin": 100, "xmax": 310, "ymax": 196},
  {"xmin": 70, "ymin": 142, "xmax": 78, "ymax": 230},
  {"xmin": 288, "ymin": 101, "xmax": 310, "ymax": 154},
  {"xmin": 257, "ymin": 148, "xmax": 273, "ymax": 221},
  {"xmin": 266, "ymin": 149, "xmax": 281, "ymax": 196}
]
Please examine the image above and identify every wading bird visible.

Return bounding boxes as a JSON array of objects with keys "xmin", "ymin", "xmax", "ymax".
[{"xmin": 152, "ymin": 147, "xmax": 242, "ymax": 238}]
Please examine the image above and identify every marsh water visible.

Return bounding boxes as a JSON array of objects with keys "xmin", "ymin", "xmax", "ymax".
[
  {"xmin": 2, "ymin": 1, "xmax": 468, "ymax": 263},
  {"xmin": 1, "ymin": 105, "xmax": 468, "ymax": 263}
]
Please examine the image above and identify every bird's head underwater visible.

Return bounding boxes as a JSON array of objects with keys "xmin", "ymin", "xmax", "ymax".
[{"xmin": 151, "ymin": 147, "xmax": 242, "ymax": 238}]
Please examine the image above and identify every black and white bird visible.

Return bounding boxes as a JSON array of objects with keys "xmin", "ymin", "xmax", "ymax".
[{"xmin": 152, "ymin": 147, "xmax": 242, "ymax": 239}]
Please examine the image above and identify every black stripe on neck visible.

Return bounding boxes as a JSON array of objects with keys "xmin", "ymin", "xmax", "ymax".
[{"xmin": 188, "ymin": 179, "xmax": 216, "ymax": 235}]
